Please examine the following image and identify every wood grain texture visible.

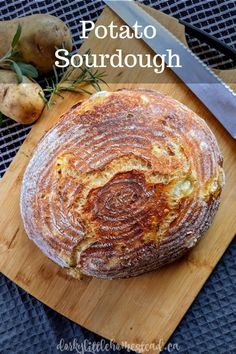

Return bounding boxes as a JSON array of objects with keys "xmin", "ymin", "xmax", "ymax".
[{"xmin": 0, "ymin": 4, "xmax": 235, "ymax": 353}]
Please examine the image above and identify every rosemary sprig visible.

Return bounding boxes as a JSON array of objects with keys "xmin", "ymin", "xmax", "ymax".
[
  {"xmin": 43, "ymin": 50, "xmax": 108, "ymax": 107},
  {"xmin": 0, "ymin": 24, "xmax": 38, "ymax": 82},
  {"xmin": 0, "ymin": 26, "xmax": 108, "ymax": 111}
]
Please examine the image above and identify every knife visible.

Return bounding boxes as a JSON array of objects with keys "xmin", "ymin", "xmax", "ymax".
[{"xmin": 104, "ymin": 0, "xmax": 236, "ymax": 139}]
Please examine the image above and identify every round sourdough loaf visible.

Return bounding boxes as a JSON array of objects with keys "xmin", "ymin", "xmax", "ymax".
[{"xmin": 20, "ymin": 89, "xmax": 225, "ymax": 279}]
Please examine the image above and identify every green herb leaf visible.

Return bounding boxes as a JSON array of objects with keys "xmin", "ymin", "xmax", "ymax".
[
  {"xmin": 11, "ymin": 61, "xmax": 23, "ymax": 83},
  {"xmin": 10, "ymin": 49, "xmax": 21, "ymax": 59},
  {"xmin": 43, "ymin": 49, "xmax": 108, "ymax": 107},
  {"xmin": 11, "ymin": 24, "xmax": 22, "ymax": 49},
  {"xmin": 38, "ymin": 91, "xmax": 48, "ymax": 104},
  {"xmin": 53, "ymin": 65, "xmax": 59, "ymax": 85},
  {"xmin": 15, "ymin": 61, "xmax": 38, "ymax": 79}
]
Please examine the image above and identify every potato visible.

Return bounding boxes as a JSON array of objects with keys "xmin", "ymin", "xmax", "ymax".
[
  {"xmin": 0, "ymin": 70, "xmax": 45, "ymax": 124},
  {"xmin": 0, "ymin": 14, "xmax": 72, "ymax": 73}
]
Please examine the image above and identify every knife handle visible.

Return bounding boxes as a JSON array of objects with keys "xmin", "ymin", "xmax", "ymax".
[
  {"xmin": 179, "ymin": 19, "xmax": 236, "ymax": 61},
  {"xmin": 138, "ymin": 3, "xmax": 236, "ymax": 85}
]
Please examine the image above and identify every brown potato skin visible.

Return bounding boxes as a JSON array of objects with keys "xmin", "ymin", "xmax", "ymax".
[
  {"xmin": 0, "ymin": 14, "xmax": 72, "ymax": 73},
  {"xmin": 0, "ymin": 70, "xmax": 45, "ymax": 124}
]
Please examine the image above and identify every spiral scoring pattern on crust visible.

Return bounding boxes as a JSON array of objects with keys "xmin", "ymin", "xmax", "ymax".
[{"xmin": 20, "ymin": 89, "xmax": 224, "ymax": 279}]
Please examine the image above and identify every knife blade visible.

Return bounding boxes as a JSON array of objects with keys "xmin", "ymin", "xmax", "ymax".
[{"xmin": 104, "ymin": 0, "xmax": 236, "ymax": 139}]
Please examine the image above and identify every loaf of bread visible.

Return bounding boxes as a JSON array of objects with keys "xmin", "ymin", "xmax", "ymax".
[{"xmin": 20, "ymin": 89, "xmax": 224, "ymax": 279}]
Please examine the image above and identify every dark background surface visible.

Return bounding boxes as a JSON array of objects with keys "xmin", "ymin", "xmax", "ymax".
[{"xmin": 0, "ymin": 0, "xmax": 236, "ymax": 353}]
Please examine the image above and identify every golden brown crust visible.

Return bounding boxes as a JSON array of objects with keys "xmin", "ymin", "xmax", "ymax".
[{"xmin": 20, "ymin": 89, "xmax": 224, "ymax": 279}]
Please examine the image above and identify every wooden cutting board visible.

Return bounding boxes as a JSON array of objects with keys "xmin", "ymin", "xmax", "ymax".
[{"xmin": 0, "ymin": 4, "xmax": 236, "ymax": 353}]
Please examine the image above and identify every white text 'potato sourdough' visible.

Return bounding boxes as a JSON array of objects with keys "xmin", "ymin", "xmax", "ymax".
[{"xmin": 20, "ymin": 89, "xmax": 225, "ymax": 279}]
